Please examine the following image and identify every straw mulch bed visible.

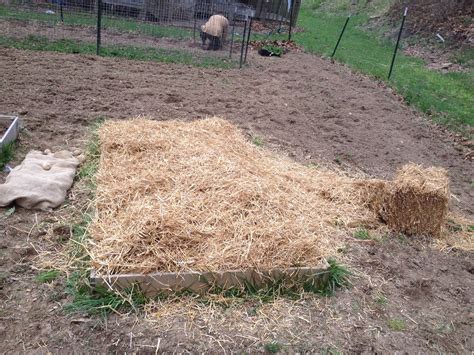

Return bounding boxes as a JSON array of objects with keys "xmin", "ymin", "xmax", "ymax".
[
  {"xmin": 89, "ymin": 118, "xmax": 463, "ymax": 275},
  {"xmin": 89, "ymin": 118, "xmax": 380, "ymax": 275}
]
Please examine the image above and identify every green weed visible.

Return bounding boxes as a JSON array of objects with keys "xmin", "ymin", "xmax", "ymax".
[
  {"xmin": 251, "ymin": 136, "xmax": 264, "ymax": 147},
  {"xmin": 169, "ymin": 258, "xmax": 351, "ymax": 303},
  {"xmin": 354, "ymin": 228, "xmax": 370, "ymax": 240},
  {"xmin": 64, "ymin": 271, "xmax": 147, "ymax": 316},
  {"xmin": 387, "ymin": 318, "xmax": 406, "ymax": 331},
  {"xmin": 261, "ymin": 43, "xmax": 284, "ymax": 57},
  {"xmin": 375, "ymin": 293, "xmax": 388, "ymax": 306},
  {"xmin": 264, "ymin": 341, "xmax": 283, "ymax": 353},
  {"xmin": 77, "ymin": 119, "xmax": 102, "ymax": 186},
  {"xmin": 316, "ymin": 258, "xmax": 351, "ymax": 296},
  {"xmin": 36, "ymin": 270, "xmax": 60, "ymax": 283},
  {"xmin": 0, "ymin": 141, "xmax": 15, "ymax": 170}
]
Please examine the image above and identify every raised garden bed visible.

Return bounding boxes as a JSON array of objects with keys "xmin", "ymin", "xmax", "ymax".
[{"xmin": 0, "ymin": 115, "xmax": 20, "ymax": 148}]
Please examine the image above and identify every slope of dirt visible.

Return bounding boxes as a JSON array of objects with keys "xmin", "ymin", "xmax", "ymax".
[{"xmin": 0, "ymin": 47, "xmax": 473, "ymax": 352}]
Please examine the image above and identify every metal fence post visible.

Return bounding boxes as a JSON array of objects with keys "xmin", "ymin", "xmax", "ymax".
[
  {"xmin": 229, "ymin": 9, "xmax": 237, "ymax": 59},
  {"xmin": 388, "ymin": 7, "xmax": 408, "ymax": 80},
  {"xmin": 96, "ymin": 0, "xmax": 102, "ymax": 55},
  {"xmin": 244, "ymin": 17, "xmax": 253, "ymax": 64},
  {"xmin": 239, "ymin": 19, "xmax": 248, "ymax": 69},
  {"xmin": 60, "ymin": 0, "xmax": 64, "ymax": 23},
  {"xmin": 276, "ymin": 0, "xmax": 283, "ymax": 32},
  {"xmin": 288, "ymin": 0, "xmax": 295, "ymax": 41},
  {"xmin": 193, "ymin": 2, "xmax": 197, "ymax": 43},
  {"xmin": 331, "ymin": 15, "xmax": 350, "ymax": 58}
]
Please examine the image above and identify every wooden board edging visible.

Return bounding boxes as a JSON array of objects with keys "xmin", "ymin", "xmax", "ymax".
[{"xmin": 90, "ymin": 262, "xmax": 331, "ymax": 296}]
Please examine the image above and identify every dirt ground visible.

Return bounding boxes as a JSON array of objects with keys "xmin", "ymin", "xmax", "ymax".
[{"xmin": 0, "ymin": 44, "xmax": 473, "ymax": 353}]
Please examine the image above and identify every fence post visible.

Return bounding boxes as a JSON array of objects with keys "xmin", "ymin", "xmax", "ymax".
[
  {"xmin": 388, "ymin": 7, "xmax": 408, "ymax": 80},
  {"xmin": 193, "ymin": 2, "xmax": 197, "ymax": 43},
  {"xmin": 239, "ymin": 19, "xmax": 248, "ymax": 68},
  {"xmin": 276, "ymin": 0, "xmax": 283, "ymax": 32},
  {"xmin": 60, "ymin": 0, "xmax": 64, "ymax": 23},
  {"xmin": 331, "ymin": 15, "xmax": 350, "ymax": 58},
  {"xmin": 229, "ymin": 9, "xmax": 237, "ymax": 59},
  {"xmin": 96, "ymin": 0, "xmax": 102, "ymax": 55},
  {"xmin": 244, "ymin": 17, "xmax": 253, "ymax": 64},
  {"xmin": 288, "ymin": 0, "xmax": 295, "ymax": 41}
]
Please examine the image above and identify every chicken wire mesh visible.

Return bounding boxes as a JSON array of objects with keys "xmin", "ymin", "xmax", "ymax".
[{"xmin": 0, "ymin": 0, "xmax": 300, "ymax": 67}]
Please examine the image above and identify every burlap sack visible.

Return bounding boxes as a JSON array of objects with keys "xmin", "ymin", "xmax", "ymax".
[{"xmin": 0, "ymin": 150, "xmax": 82, "ymax": 210}]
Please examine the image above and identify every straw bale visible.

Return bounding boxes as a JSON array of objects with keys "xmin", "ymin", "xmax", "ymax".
[
  {"xmin": 382, "ymin": 164, "xmax": 450, "ymax": 236},
  {"xmin": 89, "ymin": 117, "xmax": 380, "ymax": 275}
]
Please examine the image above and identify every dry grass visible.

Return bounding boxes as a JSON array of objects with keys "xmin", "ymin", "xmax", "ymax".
[
  {"xmin": 433, "ymin": 213, "xmax": 474, "ymax": 252},
  {"xmin": 89, "ymin": 117, "xmax": 380, "ymax": 275},
  {"xmin": 144, "ymin": 296, "xmax": 324, "ymax": 351}
]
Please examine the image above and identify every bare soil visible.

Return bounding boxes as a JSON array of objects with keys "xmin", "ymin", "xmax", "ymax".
[{"xmin": 0, "ymin": 45, "xmax": 473, "ymax": 353}]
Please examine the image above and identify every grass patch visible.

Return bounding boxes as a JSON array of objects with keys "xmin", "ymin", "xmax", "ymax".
[
  {"xmin": 65, "ymin": 272, "xmax": 147, "ymax": 316},
  {"xmin": 251, "ymin": 135, "xmax": 264, "ymax": 147},
  {"xmin": 0, "ymin": 5, "xmax": 191, "ymax": 39},
  {"xmin": 264, "ymin": 341, "xmax": 283, "ymax": 353},
  {"xmin": 77, "ymin": 119, "xmax": 102, "ymax": 187},
  {"xmin": 62, "ymin": 127, "xmax": 146, "ymax": 317},
  {"xmin": 184, "ymin": 259, "xmax": 350, "ymax": 304},
  {"xmin": 292, "ymin": 3, "xmax": 474, "ymax": 133},
  {"xmin": 0, "ymin": 35, "xmax": 234, "ymax": 69},
  {"xmin": 354, "ymin": 228, "xmax": 370, "ymax": 240},
  {"xmin": 375, "ymin": 293, "xmax": 388, "ymax": 306},
  {"xmin": 0, "ymin": 141, "xmax": 15, "ymax": 170},
  {"xmin": 387, "ymin": 318, "xmax": 406, "ymax": 331},
  {"xmin": 36, "ymin": 269, "xmax": 60, "ymax": 283},
  {"xmin": 316, "ymin": 258, "xmax": 351, "ymax": 296}
]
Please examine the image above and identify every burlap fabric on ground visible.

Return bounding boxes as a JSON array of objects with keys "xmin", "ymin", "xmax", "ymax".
[{"xmin": 0, "ymin": 150, "xmax": 82, "ymax": 210}]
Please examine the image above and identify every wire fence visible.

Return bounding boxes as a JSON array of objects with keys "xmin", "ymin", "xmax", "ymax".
[{"xmin": 0, "ymin": 0, "xmax": 300, "ymax": 67}]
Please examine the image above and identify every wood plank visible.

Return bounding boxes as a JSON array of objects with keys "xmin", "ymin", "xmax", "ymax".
[
  {"xmin": 90, "ymin": 262, "xmax": 331, "ymax": 296},
  {"xmin": 0, "ymin": 115, "xmax": 19, "ymax": 148}
]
